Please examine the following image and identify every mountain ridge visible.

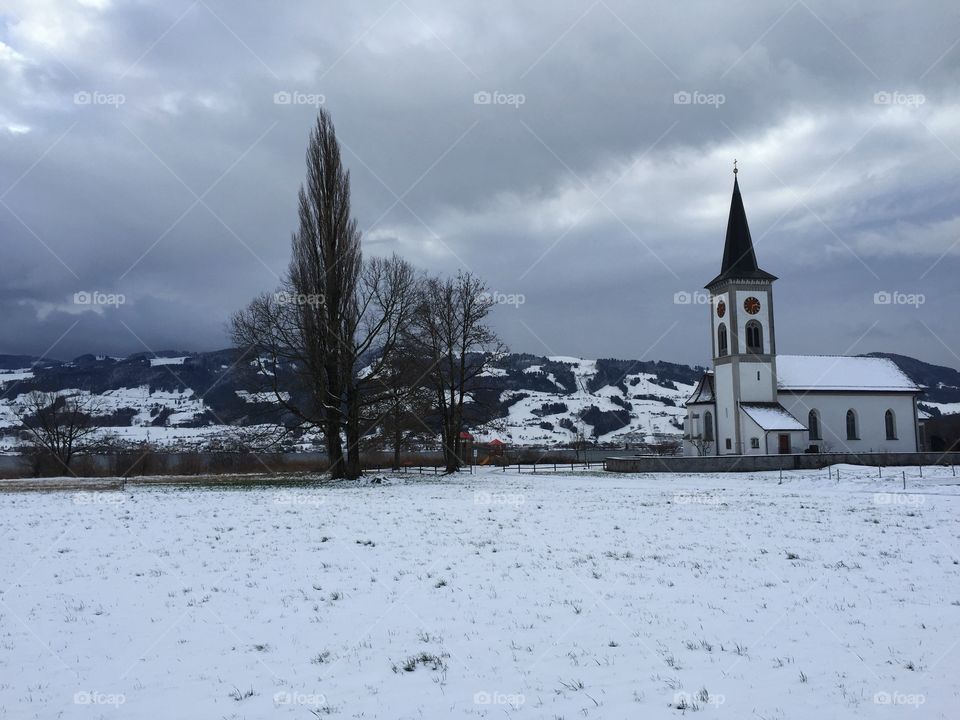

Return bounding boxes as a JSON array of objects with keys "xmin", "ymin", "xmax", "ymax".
[{"xmin": 0, "ymin": 349, "xmax": 955, "ymax": 452}]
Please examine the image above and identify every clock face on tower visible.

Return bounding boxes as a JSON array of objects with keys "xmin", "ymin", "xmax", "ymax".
[
  {"xmin": 744, "ymin": 296, "xmax": 761, "ymax": 315},
  {"xmin": 716, "ymin": 300, "xmax": 726, "ymax": 318}
]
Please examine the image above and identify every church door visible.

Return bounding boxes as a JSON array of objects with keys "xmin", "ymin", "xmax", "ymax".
[{"xmin": 778, "ymin": 434, "xmax": 790, "ymax": 454}]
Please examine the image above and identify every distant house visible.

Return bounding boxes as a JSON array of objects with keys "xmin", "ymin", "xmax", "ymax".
[
  {"xmin": 459, "ymin": 435, "xmax": 507, "ymax": 465},
  {"xmin": 684, "ymin": 170, "xmax": 921, "ymax": 456}
]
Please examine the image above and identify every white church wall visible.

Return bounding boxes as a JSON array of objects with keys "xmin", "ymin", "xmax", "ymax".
[
  {"xmin": 683, "ymin": 404, "xmax": 717, "ymax": 456},
  {"xmin": 683, "ymin": 410, "xmax": 698, "ymax": 456},
  {"xmin": 737, "ymin": 360, "xmax": 776, "ymax": 403},
  {"xmin": 740, "ymin": 413, "xmax": 765, "ymax": 455},
  {"xmin": 736, "ymin": 414, "xmax": 807, "ymax": 455},
  {"xmin": 714, "ymin": 363, "xmax": 737, "ymax": 453},
  {"xmin": 762, "ymin": 429, "xmax": 808, "ymax": 454},
  {"xmin": 779, "ymin": 392, "xmax": 917, "ymax": 453}
]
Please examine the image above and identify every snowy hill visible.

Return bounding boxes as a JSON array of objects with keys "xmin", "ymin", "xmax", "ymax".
[
  {"xmin": 467, "ymin": 355, "xmax": 699, "ymax": 445},
  {"xmin": 0, "ymin": 349, "xmax": 955, "ymax": 451}
]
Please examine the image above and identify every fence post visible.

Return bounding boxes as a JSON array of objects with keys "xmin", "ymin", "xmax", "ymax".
[
  {"xmin": 903, "ymin": 471, "xmax": 906, "ymax": 490},
  {"xmin": 919, "ymin": 465, "xmax": 923, "ymax": 478},
  {"xmin": 878, "ymin": 466, "xmax": 881, "ymax": 478}
]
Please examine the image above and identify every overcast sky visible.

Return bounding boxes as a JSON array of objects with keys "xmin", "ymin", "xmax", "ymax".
[{"xmin": 1, "ymin": 0, "xmax": 959, "ymax": 369}]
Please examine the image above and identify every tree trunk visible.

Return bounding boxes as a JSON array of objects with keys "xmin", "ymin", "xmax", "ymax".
[
  {"xmin": 325, "ymin": 404, "xmax": 345, "ymax": 478},
  {"xmin": 444, "ymin": 416, "xmax": 460, "ymax": 473},
  {"xmin": 345, "ymin": 382, "xmax": 362, "ymax": 480},
  {"xmin": 392, "ymin": 407, "xmax": 402, "ymax": 470}
]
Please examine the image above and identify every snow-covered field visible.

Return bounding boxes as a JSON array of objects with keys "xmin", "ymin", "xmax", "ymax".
[{"xmin": 1, "ymin": 466, "xmax": 958, "ymax": 718}]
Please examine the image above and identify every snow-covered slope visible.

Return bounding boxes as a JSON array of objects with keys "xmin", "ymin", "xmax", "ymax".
[
  {"xmin": 474, "ymin": 357, "xmax": 693, "ymax": 445},
  {"xmin": 0, "ymin": 349, "xmax": 955, "ymax": 451}
]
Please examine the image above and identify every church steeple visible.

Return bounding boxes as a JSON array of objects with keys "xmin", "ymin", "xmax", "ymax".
[{"xmin": 706, "ymin": 168, "xmax": 777, "ymax": 289}]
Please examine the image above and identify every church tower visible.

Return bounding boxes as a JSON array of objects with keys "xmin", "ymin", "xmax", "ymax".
[{"xmin": 706, "ymin": 166, "xmax": 778, "ymax": 454}]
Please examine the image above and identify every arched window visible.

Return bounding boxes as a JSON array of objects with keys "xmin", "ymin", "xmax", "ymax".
[
  {"xmin": 885, "ymin": 409, "xmax": 897, "ymax": 440},
  {"xmin": 808, "ymin": 409, "xmax": 821, "ymax": 440},
  {"xmin": 717, "ymin": 323, "xmax": 728, "ymax": 357},
  {"xmin": 846, "ymin": 409, "xmax": 858, "ymax": 440},
  {"xmin": 703, "ymin": 411, "xmax": 714, "ymax": 441},
  {"xmin": 745, "ymin": 320, "xmax": 763, "ymax": 354}
]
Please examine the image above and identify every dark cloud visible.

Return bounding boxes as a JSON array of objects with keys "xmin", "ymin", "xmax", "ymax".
[{"xmin": 1, "ymin": 0, "xmax": 959, "ymax": 368}]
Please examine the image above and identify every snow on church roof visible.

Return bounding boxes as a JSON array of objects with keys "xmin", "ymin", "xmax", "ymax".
[
  {"xmin": 741, "ymin": 403, "xmax": 807, "ymax": 431},
  {"xmin": 776, "ymin": 355, "xmax": 918, "ymax": 392}
]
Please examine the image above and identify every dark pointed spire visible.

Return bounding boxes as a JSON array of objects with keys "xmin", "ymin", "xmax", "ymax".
[{"xmin": 705, "ymin": 167, "xmax": 776, "ymax": 288}]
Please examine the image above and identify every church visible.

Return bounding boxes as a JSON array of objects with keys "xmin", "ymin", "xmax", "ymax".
[{"xmin": 683, "ymin": 169, "xmax": 921, "ymax": 456}]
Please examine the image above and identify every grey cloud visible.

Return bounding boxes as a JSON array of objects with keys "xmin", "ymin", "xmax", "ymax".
[{"xmin": 1, "ymin": 0, "xmax": 958, "ymax": 368}]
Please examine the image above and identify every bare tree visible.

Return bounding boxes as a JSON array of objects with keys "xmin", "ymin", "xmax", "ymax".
[
  {"xmin": 363, "ymin": 338, "xmax": 435, "ymax": 469},
  {"xmin": 232, "ymin": 108, "xmax": 361, "ymax": 479},
  {"xmin": 409, "ymin": 272, "xmax": 506, "ymax": 472},
  {"xmin": 230, "ymin": 289, "xmax": 320, "ymax": 440},
  {"xmin": 687, "ymin": 437, "xmax": 714, "ymax": 456},
  {"xmin": 232, "ymin": 111, "xmax": 506, "ymax": 479},
  {"xmin": 13, "ymin": 391, "xmax": 103, "ymax": 473},
  {"xmin": 337, "ymin": 255, "xmax": 426, "ymax": 475},
  {"xmin": 289, "ymin": 108, "xmax": 362, "ymax": 479}
]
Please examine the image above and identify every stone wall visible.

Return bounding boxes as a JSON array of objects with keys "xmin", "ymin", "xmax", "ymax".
[{"xmin": 605, "ymin": 451, "xmax": 960, "ymax": 474}]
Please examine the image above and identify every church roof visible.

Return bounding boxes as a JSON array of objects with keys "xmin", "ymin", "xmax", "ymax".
[
  {"xmin": 776, "ymin": 355, "xmax": 919, "ymax": 392},
  {"xmin": 706, "ymin": 174, "xmax": 777, "ymax": 288},
  {"xmin": 686, "ymin": 371, "xmax": 715, "ymax": 404},
  {"xmin": 741, "ymin": 403, "xmax": 807, "ymax": 431}
]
